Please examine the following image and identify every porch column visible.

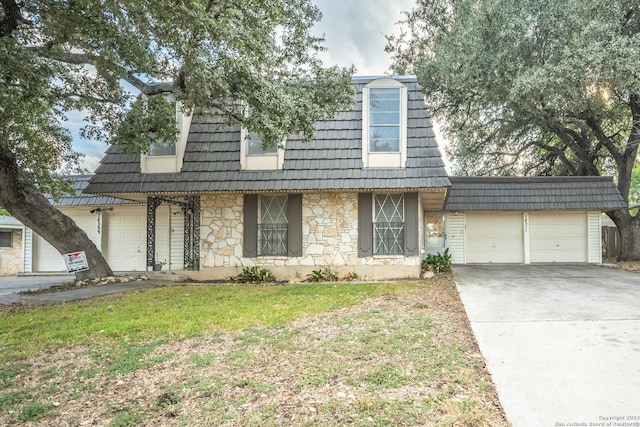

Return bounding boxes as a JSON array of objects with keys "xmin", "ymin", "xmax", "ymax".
[
  {"xmin": 183, "ymin": 195, "xmax": 201, "ymax": 270},
  {"xmin": 146, "ymin": 197, "xmax": 162, "ymax": 268}
]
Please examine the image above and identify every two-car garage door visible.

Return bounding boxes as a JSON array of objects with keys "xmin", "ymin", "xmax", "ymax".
[{"xmin": 463, "ymin": 212, "xmax": 589, "ymax": 263}]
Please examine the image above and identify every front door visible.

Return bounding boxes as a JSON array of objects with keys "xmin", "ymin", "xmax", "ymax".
[{"xmin": 425, "ymin": 213, "xmax": 446, "ymax": 255}]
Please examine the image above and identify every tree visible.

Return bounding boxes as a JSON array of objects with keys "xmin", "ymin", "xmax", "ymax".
[
  {"xmin": 0, "ymin": 1, "xmax": 354, "ymax": 279},
  {"xmin": 387, "ymin": 0, "xmax": 640, "ymax": 260}
]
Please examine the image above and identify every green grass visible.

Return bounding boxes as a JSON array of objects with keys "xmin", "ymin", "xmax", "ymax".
[
  {"xmin": 0, "ymin": 282, "xmax": 421, "ymax": 364},
  {"xmin": 0, "ymin": 278, "xmax": 510, "ymax": 426}
]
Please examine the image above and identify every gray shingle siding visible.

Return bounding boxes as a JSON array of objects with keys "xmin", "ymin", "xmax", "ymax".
[
  {"xmin": 86, "ymin": 76, "xmax": 450, "ymax": 196},
  {"xmin": 445, "ymin": 176, "xmax": 626, "ymax": 211}
]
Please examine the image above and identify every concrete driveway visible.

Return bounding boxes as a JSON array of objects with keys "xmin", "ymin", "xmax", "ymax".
[
  {"xmin": 454, "ymin": 265, "xmax": 640, "ymax": 427},
  {"xmin": 0, "ymin": 275, "xmax": 75, "ymax": 304}
]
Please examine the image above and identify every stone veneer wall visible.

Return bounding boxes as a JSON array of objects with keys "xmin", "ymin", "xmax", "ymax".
[
  {"xmin": 0, "ymin": 230, "xmax": 22, "ymax": 276},
  {"xmin": 198, "ymin": 193, "xmax": 421, "ymax": 280}
]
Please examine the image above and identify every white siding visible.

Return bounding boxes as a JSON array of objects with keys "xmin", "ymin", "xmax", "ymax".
[
  {"xmin": 588, "ymin": 211, "xmax": 602, "ymax": 263},
  {"xmin": 445, "ymin": 212, "xmax": 465, "ymax": 264},
  {"xmin": 22, "ymin": 228, "xmax": 33, "ymax": 273}
]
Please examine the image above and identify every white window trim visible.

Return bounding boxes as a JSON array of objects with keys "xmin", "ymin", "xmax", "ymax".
[
  {"xmin": 240, "ymin": 126, "xmax": 286, "ymax": 170},
  {"xmin": 140, "ymin": 98, "xmax": 192, "ymax": 173},
  {"xmin": 362, "ymin": 78, "xmax": 408, "ymax": 169}
]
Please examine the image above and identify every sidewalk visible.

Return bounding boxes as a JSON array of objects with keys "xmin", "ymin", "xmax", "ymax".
[{"xmin": 0, "ymin": 274, "xmax": 186, "ymax": 306}]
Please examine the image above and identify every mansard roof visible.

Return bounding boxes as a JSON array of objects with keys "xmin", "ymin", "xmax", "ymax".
[{"xmin": 85, "ymin": 76, "xmax": 451, "ymax": 199}]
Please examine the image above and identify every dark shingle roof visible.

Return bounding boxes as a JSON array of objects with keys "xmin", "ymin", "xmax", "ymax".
[
  {"xmin": 51, "ymin": 175, "xmax": 140, "ymax": 207},
  {"xmin": 86, "ymin": 76, "xmax": 450, "ymax": 196},
  {"xmin": 444, "ymin": 176, "xmax": 626, "ymax": 211}
]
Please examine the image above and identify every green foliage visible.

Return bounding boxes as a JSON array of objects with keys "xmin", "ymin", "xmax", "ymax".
[
  {"xmin": 110, "ymin": 409, "xmax": 145, "ymax": 427},
  {"xmin": 17, "ymin": 402, "xmax": 51, "ymax": 422},
  {"xmin": 422, "ymin": 248, "xmax": 452, "ymax": 273},
  {"xmin": 0, "ymin": 208, "xmax": 9, "ymax": 216},
  {"xmin": 101, "ymin": 340, "xmax": 168, "ymax": 376},
  {"xmin": 388, "ymin": 0, "xmax": 640, "ymax": 185},
  {"xmin": 306, "ymin": 268, "xmax": 339, "ymax": 282},
  {"xmin": 230, "ymin": 266, "xmax": 275, "ymax": 284},
  {"xmin": 0, "ymin": 282, "xmax": 422, "ymax": 363},
  {"xmin": 0, "ymin": 0, "xmax": 354, "ymax": 193},
  {"xmin": 342, "ymin": 271, "xmax": 360, "ymax": 282},
  {"xmin": 629, "ymin": 162, "xmax": 640, "ymax": 208}
]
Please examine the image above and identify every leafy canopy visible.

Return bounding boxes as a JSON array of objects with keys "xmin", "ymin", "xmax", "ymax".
[
  {"xmin": 388, "ymin": 0, "xmax": 640, "ymax": 183},
  {"xmin": 0, "ymin": 1, "xmax": 354, "ymax": 195}
]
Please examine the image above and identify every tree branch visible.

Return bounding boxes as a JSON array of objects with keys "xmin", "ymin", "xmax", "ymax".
[
  {"xmin": 0, "ymin": 0, "xmax": 24, "ymax": 38},
  {"xmin": 124, "ymin": 73, "xmax": 174, "ymax": 95}
]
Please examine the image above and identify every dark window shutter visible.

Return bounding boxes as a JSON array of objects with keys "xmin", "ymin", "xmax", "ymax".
[
  {"xmin": 287, "ymin": 194, "xmax": 303, "ymax": 256},
  {"xmin": 358, "ymin": 193, "xmax": 373, "ymax": 257},
  {"xmin": 243, "ymin": 195, "xmax": 258, "ymax": 257},
  {"xmin": 404, "ymin": 192, "xmax": 419, "ymax": 256}
]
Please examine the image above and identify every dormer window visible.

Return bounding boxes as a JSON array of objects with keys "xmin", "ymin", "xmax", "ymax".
[
  {"xmin": 247, "ymin": 131, "xmax": 278, "ymax": 155},
  {"xmin": 240, "ymin": 128, "xmax": 285, "ymax": 170},
  {"xmin": 369, "ymin": 88, "xmax": 401, "ymax": 153},
  {"xmin": 362, "ymin": 78, "xmax": 408, "ymax": 168},
  {"xmin": 140, "ymin": 98, "xmax": 192, "ymax": 173}
]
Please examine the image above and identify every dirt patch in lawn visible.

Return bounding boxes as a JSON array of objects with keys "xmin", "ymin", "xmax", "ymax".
[{"xmin": 0, "ymin": 277, "xmax": 510, "ymax": 426}]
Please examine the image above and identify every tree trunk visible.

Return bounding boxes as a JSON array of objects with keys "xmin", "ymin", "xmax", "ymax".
[
  {"xmin": 0, "ymin": 145, "xmax": 113, "ymax": 280},
  {"xmin": 608, "ymin": 208, "xmax": 640, "ymax": 261}
]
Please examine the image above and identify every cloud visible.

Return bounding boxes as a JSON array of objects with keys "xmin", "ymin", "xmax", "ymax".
[{"xmin": 313, "ymin": 0, "xmax": 415, "ymax": 75}]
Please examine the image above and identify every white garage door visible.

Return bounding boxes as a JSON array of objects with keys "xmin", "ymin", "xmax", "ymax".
[
  {"xmin": 530, "ymin": 212, "xmax": 587, "ymax": 263},
  {"xmin": 34, "ymin": 213, "xmax": 97, "ymax": 272},
  {"xmin": 103, "ymin": 207, "xmax": 147, "ymax": 271},
  {"xmin": 466, "ymin": 213, "xmax": 524, "ymax": 263},
  {"xmin": 33, "ymin": 236, "xmax": 66, "ymax": 272}
]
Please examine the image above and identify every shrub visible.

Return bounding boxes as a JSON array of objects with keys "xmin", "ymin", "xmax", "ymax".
[
  {"xmin": 422, "ymin": 248, "xmax": 452, "ymax": 273},
  {"xmin": 342, "ymin": 271, "xmax": 359, "ymax": 282},
  {"xmin": 230, "ymin": 266, "xmax": 275, "ymax": 284},
  {"xmin": 306, "ymin": 268, "xmax": 339, "ymax": 283}
]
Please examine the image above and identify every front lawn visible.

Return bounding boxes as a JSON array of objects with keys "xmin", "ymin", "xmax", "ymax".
[{"xmin": 0, "ymin": 278, "xmax": 509, "ymax": 426}]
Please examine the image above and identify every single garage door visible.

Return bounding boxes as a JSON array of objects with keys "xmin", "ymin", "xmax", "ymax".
[
  {"xmin": 103, "ymin": 207, "xmax": 147, "ymax": 271},
  {"xmin": 33, "ymin": 213, "xmax": 97, "ymax": 272},
  {"xmin": 466, "ymin": 212, "xmax": 524, "ymax": 263},
  {"xmin": 530, "ymin": 212, "xmax": 587, "ymax": 263}
]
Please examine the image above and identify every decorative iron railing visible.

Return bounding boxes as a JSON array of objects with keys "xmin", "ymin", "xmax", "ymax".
[
  {"xmin": 373, "ymin": 222, "xmax": 405, "ymax": 255},
  {"xmin": 258, "ymin": 223, "xmax": 288, "ymax": 256}
]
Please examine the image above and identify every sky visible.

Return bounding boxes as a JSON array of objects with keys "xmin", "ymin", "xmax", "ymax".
[{"xmin": 71, "ymin": 0, "xmax": 443, "ymax": 173}]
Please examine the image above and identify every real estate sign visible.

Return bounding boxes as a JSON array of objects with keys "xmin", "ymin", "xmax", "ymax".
[{"xmin": 63, "ymin": 251, "xmax": 89, "ymax": 273}]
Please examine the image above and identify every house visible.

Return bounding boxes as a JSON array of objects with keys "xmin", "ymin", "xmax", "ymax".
[
  {"xmin": 0, "ymin": 216, "xmax": 24, "ymax": 275},
  {"xmin": 77, "ymin": 75, "xmax": 625, "ymax": 280},
  {"xmin": 21, "ymin": 175, "xmax": 184, "ymax": 273}
]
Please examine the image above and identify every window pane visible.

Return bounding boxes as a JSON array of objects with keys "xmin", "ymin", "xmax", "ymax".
[
  {"xmin": 370, "ymin": 111, "xmax": 400, "ymax": 125},
  {"xmin": 370, "ymin": 126, "xmax": 400, "ymax": 152},
  {"xmin": 373, "ymin": 194, "xmax": 404, "ymax": 255},
  {"xmin": 370, "ymin": 88, "xmax": 400, "ymax": 101},
  {"xmin": 369, "ymin": 87, "xmax": 401, "ymax": 153},
  {"xmin": 261, "ymin": 195, "xmax": 288, "ymax": 224},
  {"xmin": 148, "ymin": 140, "xmax": 176, "ymax": 156},
  {"xmin": 0, "ymin": 231, "xmax": 12, "ymax": 248},
  {"xmin": 259, "ymin": 195, "xmax": 288, "ymax": 255},
  {"xmin": 258, "ymin": 224, "xmax": 288, "ymax": 256},
  {"xmin": 247, "ymin": 131, "xmax": 277, "ymax": 155}
]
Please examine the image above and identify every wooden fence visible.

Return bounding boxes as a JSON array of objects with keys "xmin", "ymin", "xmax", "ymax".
[{"xmin": 602, "ymin": 226, "xmax": 620, "ymax": 259}]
